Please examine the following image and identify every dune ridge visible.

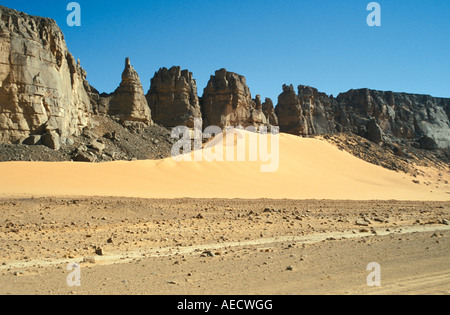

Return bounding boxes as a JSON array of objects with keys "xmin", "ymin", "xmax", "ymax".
[{"xmin": 0, "ymin": 131, "xmax": 448, "ymax": 201}]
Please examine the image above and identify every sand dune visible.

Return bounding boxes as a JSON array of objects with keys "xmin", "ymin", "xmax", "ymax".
[{"xmin": 0, "ymin": 130, "xmax": 448, "ymax": 200}]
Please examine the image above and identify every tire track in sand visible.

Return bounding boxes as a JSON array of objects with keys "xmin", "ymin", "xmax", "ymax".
[{"xmin": 1, "ymin": 224, "xmax": 449, "ymax": 272}]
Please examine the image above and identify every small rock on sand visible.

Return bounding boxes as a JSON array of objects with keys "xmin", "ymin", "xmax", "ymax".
[{"xmin": 355, "ymin": 219, "xmax": 369, "ymax": 227}]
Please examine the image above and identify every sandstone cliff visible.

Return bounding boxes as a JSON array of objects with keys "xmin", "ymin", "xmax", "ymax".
[
  {"xmin": 201, "ymin": 69, "xmax": 266, "ymax": 129},
  {"xmin": 97, "ymin": 58, "xmax": 152, "ymax": 125},
  {"xmin": 275, "ymin": 84, "xmax": 309, "ymax": 135},
  {"xmin": 0, "ymin": 5, "xmax": 449, "ymax": 156},
  {"xmin": 146, "ymin": 66, "xmax": 201, "ymax": 128},
  {"xmin": 275, "ymin": 84, "xmax": 450, "ymax": 150},
  {"xmin": 0, "ymin": 5, "xmax": 92, "ymax": 146},
  {"xmin": 297, "ymin": 85, "xmax": 336, "ymax": 135},
  {"xmin": 334, "ymin": 89, "xmax": 450, "ymax": 149}
]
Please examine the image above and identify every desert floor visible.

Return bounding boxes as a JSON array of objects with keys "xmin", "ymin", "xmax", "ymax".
[{"xmin": 0, "ymin": 197, "xmax": 449, "ymax": 295}]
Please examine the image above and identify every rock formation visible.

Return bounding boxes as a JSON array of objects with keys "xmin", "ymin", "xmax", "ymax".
[
  {"xmin": 249, "ymin": 95, "xmax": 267, "ymax": 128},
  {"xmin": 0, "ymin": 5, "xmax": 92, "ymax": 146},
  {"xmin": 275, "ymin": 85, "xmax": 335, "ymax": 136},
  {"xmin": 297, "ymin": 85, "xmax": 336, "ymax": 135},
  {"xmin": 334, "ymin": 89, "xmax": 450, "ymax": 149},
  {"xmin": 275, "ymin": 84, "xmax": 309, "ymax": 135},
  {"xmin": 262, "ymin": 98, "xmax": 278, "ymax": 127},
  {"xmin": 201, "ymin": 69, "xmax": 266, "ymax": 129},
  {"xmin": 1, "ymin": 5, "xmax": 449, "ymax": 155},
  {"xmin": 146, "ymin": 66, "xmax": 201, "ymax": 128},
  {"xmin": 98, "ymin": 58, "xmax": 152, "ymax": 125},
  {"xmin": 275, "ymin": 84, "xmax": 450, "ymax": 150}
]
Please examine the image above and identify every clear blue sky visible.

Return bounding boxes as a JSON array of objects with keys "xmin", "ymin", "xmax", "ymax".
[{"xmin": 3, "ymin": 0, "xmax": 450, "ymax": 101}]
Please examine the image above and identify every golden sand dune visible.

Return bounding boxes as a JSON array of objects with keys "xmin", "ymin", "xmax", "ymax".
[{"xmin": 0, "ymin": 130, "xmax": 448, "ymax": 200}]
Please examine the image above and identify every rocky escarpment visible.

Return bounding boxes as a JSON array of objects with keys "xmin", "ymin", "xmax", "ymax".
[
  {"xmin": 97, "ymin": 58, "xmax": 152, "ymax": 125},
  {"xmin": 334, "ymin": 89, "xmax": 450, "ymax": 150},
  {"xmin": 0, "ymin": 5, "xmax": 92, "ymax": 146},
  {"xmin": 146, "ymin": 66, "xmax": 201, "ymax": 128},
  {"xmin": 201, "ymin": 69, "xmax": 266, "ymax": 129},
  {"xmin": 0, "ymin": 4, "xmax": 449, "ymax": 164},
  {"xmin": 275, "ymin": 84, "xmax": 450, "ymax": 150}
]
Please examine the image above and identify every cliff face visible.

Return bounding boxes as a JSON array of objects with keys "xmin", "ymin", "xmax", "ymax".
[
  {"xmin": 0, "ymin": 5, "xmax": 448, "ymax": 154},
  {"xmin": 297, "ymin": 85, "xmax": 336, "ymax": 135},
  {"xmin": 275, "ymin": 85, "xmax": 450, "ymax": 150},
  {"xmin": 0, "ymin": 5, "xmax": 92, "ymax": 145},
  {"xmin": 275, "ymin": 84, "xmax": 308, "ymax": 135},
  {"xmin": 146, "ymin": 66, "xmax": 201, "ymax": 128},
  {"xmin": 334, "ymin": 89, "xmax": 450, "ymax": 149},
  {"xmin": 201, "ymin": 69, "xmax": 266, "ymax": 129}
]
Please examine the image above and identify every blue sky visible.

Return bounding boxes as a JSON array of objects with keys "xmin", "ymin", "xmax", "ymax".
[{"xmin": 3, "ymin": 0, "xmax": 450, "ymax": 101}]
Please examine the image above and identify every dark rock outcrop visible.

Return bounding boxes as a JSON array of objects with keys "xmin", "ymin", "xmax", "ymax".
[
  {"xmin": 297, "ymin": 85, "xmax": 336, "ymax": 135},
  {"xmin": 98, "ymin": 58, "xmax": 152, "ymax": 125},
  {"xmin": 275, "ymin": 84, "xmax": 309, "ymax": 135},
  {"xmin": 275, "ymin": 84, "xmax": 450, "ymax": 149},
  {"xmin": 262, "ymin": 98, "xmax": 278, "ymax": 127},
  {"xmin": 146, "ymin": 66, "xmax": 201, "ymax": 128},
  {"xmin": 275, "ymin": 84, "xmax": 336, "ymax": 136},
  {"xmin": 366, "ymin": 118, "xmax": 384, "ymax": 144},
  {"xmin": 201, "ymin": 69, "xmax": 266, "ymax": 129},
  {"xmin": 419, "ymin": 135, "xmax": 438, "ymax": 151},
  {"xmin": 335, "ymin": 89, "xmax": 450, "ymax": 149}
]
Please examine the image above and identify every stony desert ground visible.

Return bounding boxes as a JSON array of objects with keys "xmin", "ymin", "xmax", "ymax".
[{"xmin": 0, "ymin": 197, "xmax": 449, "ymax": 295}]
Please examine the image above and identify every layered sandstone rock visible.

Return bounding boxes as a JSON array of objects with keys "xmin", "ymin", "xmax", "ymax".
[
  {"xmin": 0, "ymin": 5, "xmax": 92, "ymax": 145},
  {"xmin": 98, "ymin": 58, "xmax": 152, "ymax": 125},
  {"xmin": 275, "ymin": 83, "xmax": 450, "ymax": 149},
  {"xmin": 146, "ymin": 66, "xmax": 201, "ymax": 128},
  {"xmin": 275, "ymin": 84, "xmax": 309, "ymax": 135},
  {"xmin": 1, "ymin": 5, "xmax": 449, "ymax": 154},
  {"xmin": 335, "ymin": 89, "xmax": 450, "ymax": 149},
  {"xmin": 276, "ymin": 85, "xmax": 335, "ymax": 136},
  {"xmin": 262, "ymin": 98, "xmax": 278, "ymax": 127},
  {"xmin": 201, "ymin": 69, "xmax": 265, "ymax": 129},
  {"xmin": 249, "ymin": 95, "xmax": 267, "ymax": 128},
  {"xmin": 297, "ymin": 85, "xmax": 335, "ymax": 135}
]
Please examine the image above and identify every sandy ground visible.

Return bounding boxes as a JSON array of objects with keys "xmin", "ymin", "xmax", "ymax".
[
  {"xmin": 0, "ymin": 131, "xmax": 448, "ymax": 201},
  {"xmin": 0, "ymin": 197, "xmax": 449, "ymax": 295}
]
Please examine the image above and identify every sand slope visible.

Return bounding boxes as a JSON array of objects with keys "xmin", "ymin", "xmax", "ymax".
[{"xmin": 0, "ymin": 131, "xmax": 448, "ymax": 200}]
